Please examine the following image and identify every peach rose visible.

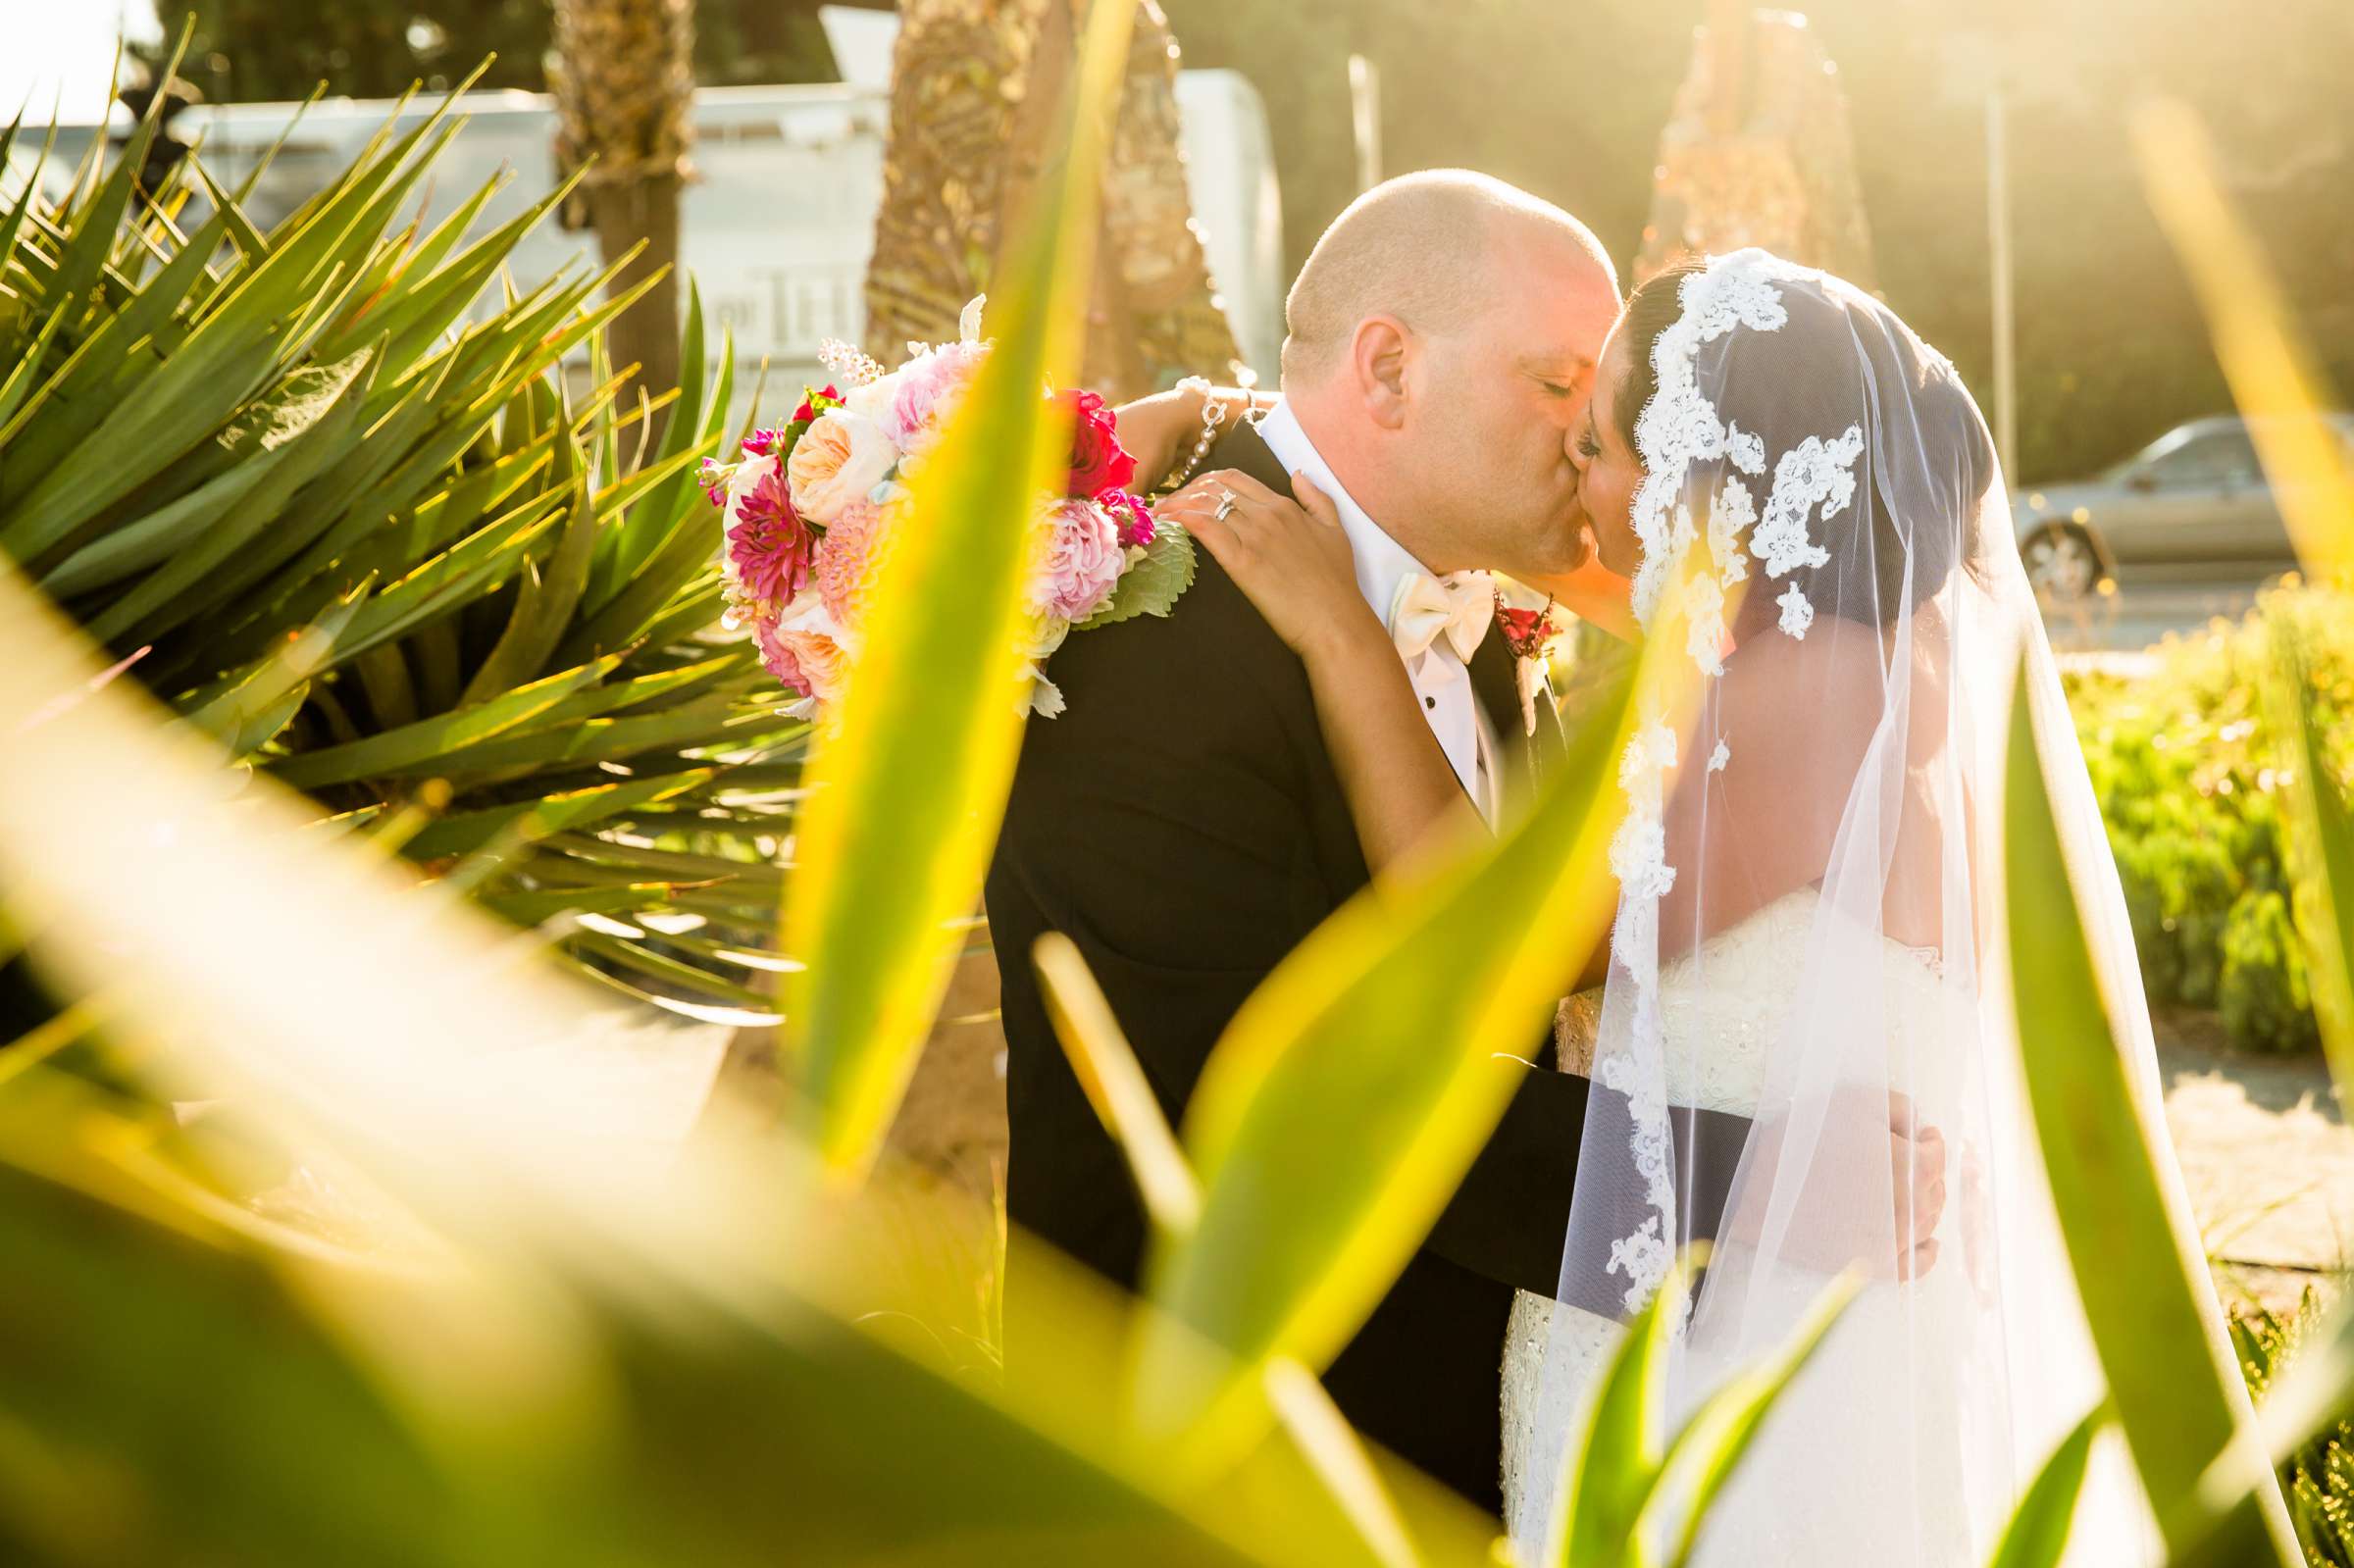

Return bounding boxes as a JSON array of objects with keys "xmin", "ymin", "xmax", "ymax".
[{"xmin": 787, "ymin": 409, "xmax": 896, "ymax": 525}]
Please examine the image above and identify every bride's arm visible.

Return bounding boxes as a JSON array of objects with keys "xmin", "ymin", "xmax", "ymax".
[
  {"xmin": 1114, "ymin": 380, "xmax": 1280, "ymax": 494},
  {"xmin": 1159, "ymin": 470, "xmax": 1481, "ymax": 875}
]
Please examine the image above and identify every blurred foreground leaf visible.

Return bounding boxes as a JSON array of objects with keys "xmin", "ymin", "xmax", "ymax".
[
  {"xmin": 2004, "ymin": 659, "xmax": 2299, "ymax": 1563},
  {"xmin": 781, "ymin": 0, "xmax": 1137, "ymax": 1176}
]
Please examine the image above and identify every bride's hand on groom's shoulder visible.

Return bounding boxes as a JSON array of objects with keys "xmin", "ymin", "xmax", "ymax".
[{"xmin": 1157, "ymin": 470, "xmax": 1386, "ymax": 666}]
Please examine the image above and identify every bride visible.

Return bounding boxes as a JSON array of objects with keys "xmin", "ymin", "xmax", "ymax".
[{"xmin": 1161, "ymin": 249, "xmax": 2184, "ymax": 1562}]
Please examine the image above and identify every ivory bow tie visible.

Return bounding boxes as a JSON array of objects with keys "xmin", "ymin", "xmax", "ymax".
[{"xmin": 1389, "ymin": 571, "xmax": 1493, "ymax": 664}]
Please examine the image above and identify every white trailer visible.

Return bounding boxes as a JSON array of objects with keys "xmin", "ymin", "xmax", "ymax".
[{"xmin": 19, "ymin": 60, "xmax": 1284, "ymax": 426}]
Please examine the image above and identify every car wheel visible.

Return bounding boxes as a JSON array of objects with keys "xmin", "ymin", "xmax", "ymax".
[{"xmin": 2022, "ymin": 524, "xmax": 2103, "ymax": 602}]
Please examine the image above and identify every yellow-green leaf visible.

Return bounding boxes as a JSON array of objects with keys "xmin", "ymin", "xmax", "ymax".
[
  {"xmin": 2003, "ymin": 659, "xmax": 2299, "ymax": 1562},
  {"xmin": 780, "ymin": 0, "xmax": 1138, "ymax": 1178}
]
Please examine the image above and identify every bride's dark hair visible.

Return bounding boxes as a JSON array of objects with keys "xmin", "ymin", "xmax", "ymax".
[{"xmin": 1613, "ymin": 259, "xmax": 1994, "ymax": 632}]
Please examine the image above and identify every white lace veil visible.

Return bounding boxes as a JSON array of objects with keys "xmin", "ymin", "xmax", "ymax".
[{"xmin": 1511, "ymin": 251, "xmax": 2175, "ymax": 1562}]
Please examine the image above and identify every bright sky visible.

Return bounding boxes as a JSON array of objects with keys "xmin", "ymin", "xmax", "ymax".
[{"xmin": 0, "ymin": 0, "xmax": 161, "ymax": 125}]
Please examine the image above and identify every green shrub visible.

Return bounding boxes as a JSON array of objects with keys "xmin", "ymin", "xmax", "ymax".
[
  {"xmin": 2067, "ymin": 582, "xmax": 2354, "ymax": 1051},
  {"xmin": 2235, "ymin": 1291, "xmax": 2354, "ymax": 1567}
]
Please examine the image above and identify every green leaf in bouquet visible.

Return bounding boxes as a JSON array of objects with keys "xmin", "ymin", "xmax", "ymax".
[{"xmin": 1076, "ymin": 520, "xmax": 1197, "ymax": 632}]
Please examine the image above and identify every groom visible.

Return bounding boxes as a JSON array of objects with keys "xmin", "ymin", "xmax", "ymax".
[{"xmin": 988, "ymin": 172, "xmax": 1927, "ymax": 1513}]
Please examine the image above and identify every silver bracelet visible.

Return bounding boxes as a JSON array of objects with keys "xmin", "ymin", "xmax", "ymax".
[{"xmin": 1163, "ymin": 379, "xmax": 1231, "ymax": 491}]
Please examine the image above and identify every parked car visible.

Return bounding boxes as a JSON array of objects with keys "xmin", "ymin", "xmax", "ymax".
[{"xmin": 2014, "ymin": 414, "xmax": 2354, "ymax": 601}]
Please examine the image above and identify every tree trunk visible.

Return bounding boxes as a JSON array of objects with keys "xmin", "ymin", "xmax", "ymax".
[
  {"xmin": 586, "ymin": 170, "xmax": 685, "ymax": 413},
  {"xmin": 863, "ymin": 0, "xmax": 1241, "ymax": 392},
  {"xmin": 550, "ymin": 0, "xmax": 696, "ymax": 447}
]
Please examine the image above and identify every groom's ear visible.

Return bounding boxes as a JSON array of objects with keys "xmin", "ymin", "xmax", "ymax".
[{"xmin": 1351, "ymin": 315, "xmax": 1413, "ymax": 430}]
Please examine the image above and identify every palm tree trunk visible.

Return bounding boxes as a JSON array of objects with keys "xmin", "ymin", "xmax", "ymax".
[{"xmin": 550, "ymin": 0, "xmax": 695, "ymax": 431}]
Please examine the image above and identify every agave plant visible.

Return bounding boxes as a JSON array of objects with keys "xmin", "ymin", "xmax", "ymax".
[{"xmin": 0, "ymin": 35, "xmax": 796, "ymax": 1021}]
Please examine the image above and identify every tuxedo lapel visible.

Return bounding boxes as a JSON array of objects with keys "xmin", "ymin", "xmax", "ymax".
[{"xmin": 1469, "ymin": 626, "xmax": 1564, "ymax": 805}]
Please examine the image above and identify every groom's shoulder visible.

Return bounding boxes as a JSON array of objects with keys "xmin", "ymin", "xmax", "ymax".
[{"xmin": 1046, "ymin": 544, "xmax": 1302, "ymax": 722}]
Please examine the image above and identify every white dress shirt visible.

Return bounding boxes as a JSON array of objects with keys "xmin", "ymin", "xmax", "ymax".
[{"xmin": 1255, "ymin": 399, "xmax": 1500, "ymax": 823}]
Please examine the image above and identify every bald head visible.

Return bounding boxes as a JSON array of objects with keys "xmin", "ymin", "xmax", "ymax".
[{"xmin": 1280, "ymin": 170, "xmax": 1615, "ymax": 386}]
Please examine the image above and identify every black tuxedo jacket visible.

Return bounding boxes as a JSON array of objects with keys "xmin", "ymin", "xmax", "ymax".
[{"xmin": 986, "ymin": 423, "xmax": 1744, "ymax": 1514}]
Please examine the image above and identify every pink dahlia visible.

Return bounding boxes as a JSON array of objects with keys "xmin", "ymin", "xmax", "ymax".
[
  {"xmin": 1100, "ymin": 488, "xmax": 1155, "ymax": 549},
  {"xmin": 812, "ymin": 498, "xmax": 893, "ymax": 628},
  {"xmin": 726, "ymin": 460, "xmax": 814, "ymax": 608}
]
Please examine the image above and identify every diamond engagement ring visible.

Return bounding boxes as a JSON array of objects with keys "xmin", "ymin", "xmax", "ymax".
[{"xmin": 1212, "ymin": 486, "xmax": 1238, "ymax": 522}]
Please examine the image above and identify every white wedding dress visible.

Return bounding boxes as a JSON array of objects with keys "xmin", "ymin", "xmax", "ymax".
[
  {"xmin": 1503, "ymin": 251, "xmax": 2186, "ymax": 1563},
  {"xmin": 1501, "ymin": 885, "xmax": 1983, "ymax": 1560}
]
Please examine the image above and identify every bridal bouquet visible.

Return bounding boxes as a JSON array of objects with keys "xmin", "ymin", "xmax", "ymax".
[{"xmin": 697, "ymin": 300, "xmax": 1193, "ymax": 720}]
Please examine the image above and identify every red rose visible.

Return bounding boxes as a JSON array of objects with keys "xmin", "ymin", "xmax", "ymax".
[
  {"xmin": 1496, "ymin": 600, "xmax": 1561, "ymax": 660},
  {"xmin": 792, "ymin": 384, "xmax": 841, "ymax": 424},
  {"xmin": 1056, "ymin": 388, "xmax": 1138, "ymax": 499}
]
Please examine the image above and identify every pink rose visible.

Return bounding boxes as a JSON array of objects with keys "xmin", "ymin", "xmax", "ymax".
[
  {"xmin": 1029, "ymin": 498, "xmax": 1126, "ymax": 623},
  {"xmin": 787, "ymin": 409, "xmax": 897, "ymax": 525},
  {"xmin": 883, "ymin": 341, "xmax": 989, "ymax": 460},
  {"xmin": 753, "ymin": 611, "xmax": 851, "ymax": 706}
]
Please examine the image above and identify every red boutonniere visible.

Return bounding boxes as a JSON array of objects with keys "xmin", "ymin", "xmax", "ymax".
[{"xmin": 1495, "ymin": 592, "xmax": 1564, "ymax": 735}]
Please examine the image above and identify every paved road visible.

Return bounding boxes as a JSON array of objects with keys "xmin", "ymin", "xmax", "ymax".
[
  {"xmin": 2038, "ymin": 570, "xmax": 2278, "ymax": 656},
  {"xmin": 2158, "ymin": 1011, "xmax": 2349, "ymax": 1317}
]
